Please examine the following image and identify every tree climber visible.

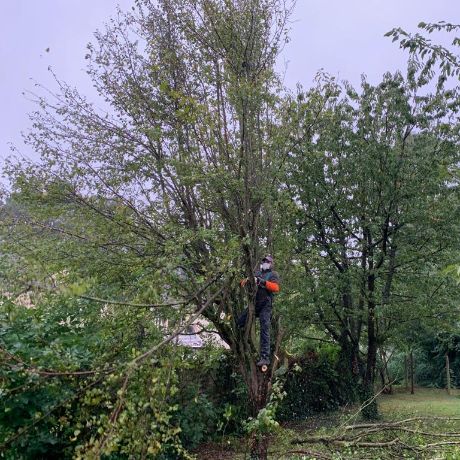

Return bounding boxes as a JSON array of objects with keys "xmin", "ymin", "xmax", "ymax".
[{"xmin": 238, "ymin": 255, "xmax": 280, "ymax": 368}]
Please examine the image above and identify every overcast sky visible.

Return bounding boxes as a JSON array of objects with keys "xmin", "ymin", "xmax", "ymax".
[{"xmin": 1, "ymin": 0, "xmax": 458, "ymax": 164}]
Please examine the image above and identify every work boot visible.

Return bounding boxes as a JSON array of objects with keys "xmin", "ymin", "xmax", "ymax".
[{"xmin": 257, "ymin": 357, "xmax": 270, "ymax": 367}]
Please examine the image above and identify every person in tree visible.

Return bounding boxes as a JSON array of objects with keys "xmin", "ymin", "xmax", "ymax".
[{"xmin": 238, "ymin": 255, "xmax": 280, "ymax": 367}]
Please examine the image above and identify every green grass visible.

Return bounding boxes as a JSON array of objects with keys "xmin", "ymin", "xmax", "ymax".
[{"xmin": 379, "ymin": 386, "xmax": 460, "ymax": 418}]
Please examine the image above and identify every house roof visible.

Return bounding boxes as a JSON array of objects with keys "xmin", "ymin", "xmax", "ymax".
[{"xmin": 175, "ymin": 333, "xmax": 203, "ymax": 348}]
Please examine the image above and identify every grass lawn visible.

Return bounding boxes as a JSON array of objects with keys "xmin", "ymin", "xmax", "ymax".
[
  {"xmin": 195, "ymin": 387, "xmax": 460, "ymax": 459},
  {"xmin": 379, "ymin": 386, "xmax": 460, "ymax": 418}
]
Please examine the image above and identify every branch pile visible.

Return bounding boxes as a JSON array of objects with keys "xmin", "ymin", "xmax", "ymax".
[{"xmin": 290, "ymin": 416, "xmax": 460, "ymax": 458}]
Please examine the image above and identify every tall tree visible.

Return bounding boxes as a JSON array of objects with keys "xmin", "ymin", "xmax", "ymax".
[
  {"xmin": 4, "ymin": 0, "xmax": 294, "ymax": 457},
  {"xmin": 284, "ymin": 70, "xmax": 460, "ymax": 416}
]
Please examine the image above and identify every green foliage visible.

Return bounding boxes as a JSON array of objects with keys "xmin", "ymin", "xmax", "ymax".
[
  {"xmin": 283, "ymin": 67, "xmax": 460, "ymax": 409},
  {"xmin": 244, "ymin": 378, "xmax": 286, "ymax": 436},
  {"xmin": 0, "ymin": 294, "xmax": 192, "ymax": 459},
  {"xmin": 205, "ymin": 353, "xmax": 250, "ymax": 435},
  {"xmin": 174, "ymin": 387, "xmax": 217, "ymax": 449},
  {"xmin": 385, "ymin": 21, "xmax": 460, "ymax": 88},
  {"xmin": 389, "ymin": 333, "xmax": 460, "ymax": 389},
  {"xmin": 172, "ymin": 349, "xmax": 249, "ymax": 448},
  {"xmin": 73, "ymin": 362, "xmax": 191, "ymax": 460},
  {"xmin": 2, "ymin": 1, "xmax": 460, "ymax": 458},
  {"xmin": 0, "ymin": 296, "xmax": 99, "ymax": 459}
]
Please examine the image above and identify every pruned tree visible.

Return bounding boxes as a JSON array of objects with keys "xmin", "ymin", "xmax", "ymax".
[{"xmin": 3, "ymin": 0, "xmax": 295, "ymax": 457}]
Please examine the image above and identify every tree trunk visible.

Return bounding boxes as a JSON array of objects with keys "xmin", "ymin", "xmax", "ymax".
[
  {"xmin": 236, "ymin": 317, "xmax": 283, "ymax": 460},
  {"xmin": 365, "ymin": 280, "xmax": 377, "ymax": 386},
  {"xmin": 446, "ymin": 353, "xmax": 451, "ymax": 395},
  {"xmin": 410, "ymin": 350, "xmax": 414, "ymax": 394},
  {"xmin": 404, "ymin": 354, "xmax": 409, "ymax": 390},
  {"xmin": 248, "ymin": 371, "xmax": 270, "ymax": 460},
  {"xmin": 379, "ymin": 348, "xmax": 392, "ymax": 394},
  {"xmin": 362, "ymin": 252, "xmax": 378, "ymax": 419},
  {"xmin": 379, "ymin": 367, "xmax": 386, "ymax": 391},
  {"xmin": 250, "ymin": 438, "xmax": 269, "ymax": 460}
]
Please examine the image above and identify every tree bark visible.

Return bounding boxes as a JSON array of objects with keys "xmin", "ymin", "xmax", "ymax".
[
  {"xmin": 235, "ymin": 317, "xmax": 283, "ymax": 460},
  {"xmin": 404, "ymin": 354, "xmax": 409, "ymax": 390},
  {"xmin": 410, "ymin": 350, "xmax": 415, "ymax": 394},
  {"xmin": 379, "ymin": 348, "xmax": 392, "ymax": 394},
  {"xmin": 446, "ymin": 353, "xmax": 451, "ymax": 395},
  {"xmin": 362, "ymin": 228, "xmax": 379, "ymax": 419}
]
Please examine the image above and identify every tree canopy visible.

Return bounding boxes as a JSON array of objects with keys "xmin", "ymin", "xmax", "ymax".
[{"xmin": 1, "ymin": 3, "xmax": 460, "ymax": 460}]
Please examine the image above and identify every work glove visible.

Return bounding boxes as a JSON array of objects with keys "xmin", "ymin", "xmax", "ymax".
[{"xmin": 256, "ymin": 277, "xmax": 266, "ymax": 287}]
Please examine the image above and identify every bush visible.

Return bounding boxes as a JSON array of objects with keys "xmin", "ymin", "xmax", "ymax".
[
  {"xmin": 278, "ymin": 345, "xmax": 358, "ymax": 421},
  {"xmin": 173, "ymin": 385, "xmax": 218, "ymax": 449},
  {"xmin": 172, "ymin": 349, "xmax": 249, "ymax": 449}
]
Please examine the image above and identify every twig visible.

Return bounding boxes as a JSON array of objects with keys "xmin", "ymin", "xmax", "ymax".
[
  {"xmin": 0, "ymin": 345, "xmax": 113, "ymax": 377},
  {"xmin": 333, "ymin": 378, "xmax": 398, "ymax": 435},
  {"xmin": 78, "ymin": 270, "xmax": 221, "ymax": 308},
  {"xmin": 292, "ymin": 436, "xmax": 403, "ymax": 448},
  {"xmin": 344, "ymin": 416, "xmax": 460, "ymax": 430},
  {"xmin": 424, "ymin": 441, "xmax": 460, "ymax": 449},
  {"xmin": 0, "ymin": 375, "xmax": 104, "ymax": 452},
  {"xmin": 78, "ymin": 295, "xmax": 187, "ymax": 308},
  {"xmin": 276, "ymin": 449, "xmax": 333, "ymax": 459}
]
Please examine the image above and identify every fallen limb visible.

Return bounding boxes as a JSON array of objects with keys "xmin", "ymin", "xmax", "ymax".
[
  {"xmin": 344, "ymin": 416, "xmax": 460, "ymax": 430},
  {"xmin": 424, "ymin": 440, "xmax": 460, "ymax": 449},
  {"xmin": 276, "ymin": 449, "xmax": 333, "ymax": 459},
  {"xmin": 354, "ymin": 425, "xmax": 460, "ymax": 439},
  {"xmin": 292, "ymin": 416, "xmax": 460, "ymax": 454},
  {"xmin": 292, "ymin": 436, "xmax": 402, "ymax": 448}
]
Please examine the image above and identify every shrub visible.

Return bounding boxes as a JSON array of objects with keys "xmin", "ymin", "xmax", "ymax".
[
  {"xmin": 172, "ymin": 349, "xmax": 249, "ymax": 449},
  {"xmin": 278, "ymin": 346, "xmax": 357, "ymax": 421}
]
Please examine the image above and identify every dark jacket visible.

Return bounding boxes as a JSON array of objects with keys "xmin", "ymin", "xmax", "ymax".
[{"xmin": 255, "ymin": 269, "xmax": 280, "ymax": 307}]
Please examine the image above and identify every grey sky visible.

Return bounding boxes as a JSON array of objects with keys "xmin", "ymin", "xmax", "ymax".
[{"xmin": 1, "ymin": 0, "xmax": 458, "ymax": 163}]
